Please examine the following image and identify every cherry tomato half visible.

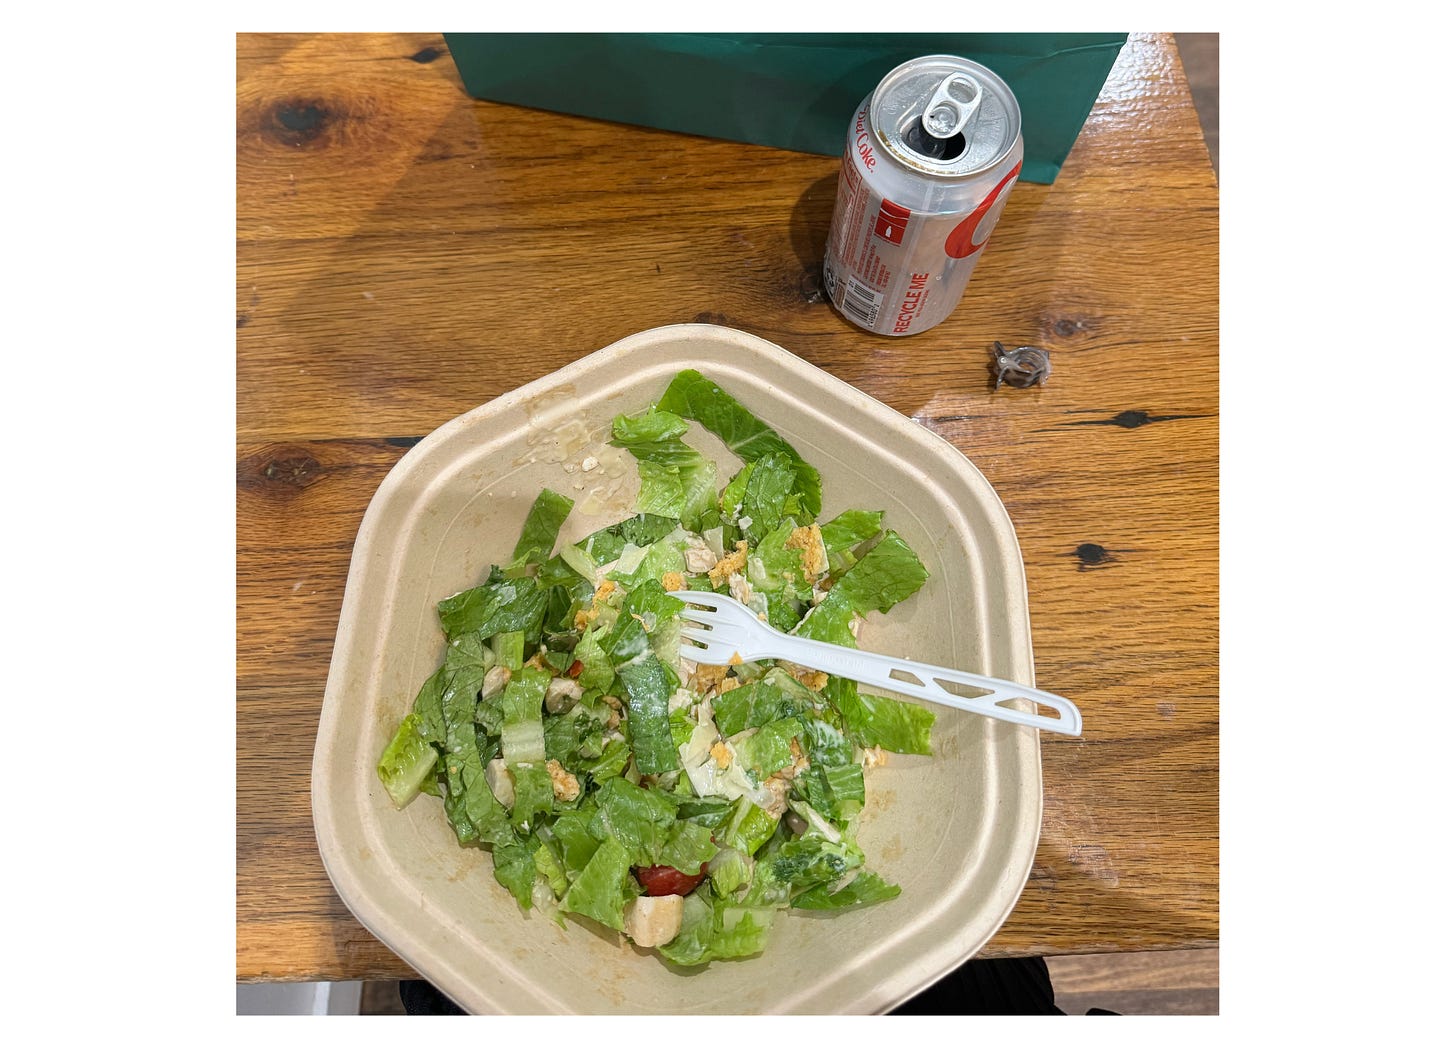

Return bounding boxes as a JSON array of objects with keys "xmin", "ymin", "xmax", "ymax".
[{"xmin": 633, "ymin": 863, "xmax": 707, "ymax": 897}]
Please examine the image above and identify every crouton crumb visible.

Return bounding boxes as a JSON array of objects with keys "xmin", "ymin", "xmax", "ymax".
[
  {"xmin": 708, "ymin": 540, "xmax": 749, "ymax": 587},
  {"xmin": 785, "ymin": 664, "xmax": 828, "ymax": 692},
  {"xmin": 710, "ymin": 741, "xmax": 733, "ymax": 769},
  {"xmin": 546, "ymin": 759, "xmax": 581, "ymax": 802},
  {"xmin": 661, "ymin": 570, "xmax": 685, "ymax": 592},
  {"xmin": 784, "ymin": 523, "xmax": 828, "ymax": 580},
  {"xmin": 690, "ymin": 661, "xmax": 729, "ymax": 695}
]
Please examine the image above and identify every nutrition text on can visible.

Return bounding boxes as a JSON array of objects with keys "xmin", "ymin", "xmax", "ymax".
[{"xmin": 822, "ymin": 55, "xmax": 1024, "ymax": 337}]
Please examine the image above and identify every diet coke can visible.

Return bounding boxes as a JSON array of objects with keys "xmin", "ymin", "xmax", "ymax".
[{"xmin": 822, "ymin": 55, "xmax": 1023, "ymax": 336}]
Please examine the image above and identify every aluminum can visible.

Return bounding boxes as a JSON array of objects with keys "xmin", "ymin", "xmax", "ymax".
[{"xmin": 822, "ymin": 55, "xmax": 1024, "ymax": 336}]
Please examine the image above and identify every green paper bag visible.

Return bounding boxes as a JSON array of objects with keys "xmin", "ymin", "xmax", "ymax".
[{"xmin": 443, "ymin": 32, "xmax": 1127, "ymax": 184}]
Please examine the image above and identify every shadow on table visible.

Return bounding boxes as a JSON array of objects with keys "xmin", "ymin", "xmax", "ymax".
[{"xmin": 391, "ymin": 956, "xmax": 1121, "ymax": 1015}]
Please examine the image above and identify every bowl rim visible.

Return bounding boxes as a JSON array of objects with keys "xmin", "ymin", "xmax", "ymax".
[{"xmin": 311, "ymin": 323, "xmax": 1043, "ymax": 1013}]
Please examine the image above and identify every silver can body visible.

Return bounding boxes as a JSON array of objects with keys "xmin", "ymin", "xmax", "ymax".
[{"xmin": 822, "ymin": 55, "xmax": 1024, "ymax": 336}]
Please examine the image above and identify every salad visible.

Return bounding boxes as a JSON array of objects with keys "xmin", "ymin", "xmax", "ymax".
[{"xmin": 377, "ymin": 369, "xmax": 935, "ymax": 966}]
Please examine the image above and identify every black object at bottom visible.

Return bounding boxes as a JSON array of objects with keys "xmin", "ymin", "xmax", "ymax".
[
  {"xmin": 398, "ymin": 956, "xmax": 1088, "ymax": 1015},
  {"xmin": 398, "ymin": 978, "xmax": 466, "ymax": 1015},
  {"xmin": 890, "ymin": 956, "xmax": 1064, "ymax": 1015}
]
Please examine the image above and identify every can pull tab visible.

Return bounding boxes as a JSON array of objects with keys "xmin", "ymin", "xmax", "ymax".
[{"xmin": 921, "ymin": 74, "xmax": 982, "ymax": 139}]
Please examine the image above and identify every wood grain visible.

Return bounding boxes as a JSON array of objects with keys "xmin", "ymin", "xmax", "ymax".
[
  {"xmin": 237, "ymin": 32, "xmax": 1218, "ymax": 982},
  {"xmin": 1047, "ymin": 948, "xmax": 1219, "ymax": 1015}
]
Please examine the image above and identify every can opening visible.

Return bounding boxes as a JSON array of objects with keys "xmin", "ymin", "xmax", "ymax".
[{"xmin": 901, "ymin": 119, "xmax": 968, "ymax": 162}]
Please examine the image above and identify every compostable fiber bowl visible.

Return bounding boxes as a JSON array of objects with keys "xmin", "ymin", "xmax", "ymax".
[{"xmin": 311, "ymin": 323, "xmax": 1043, "ymax": 1014}]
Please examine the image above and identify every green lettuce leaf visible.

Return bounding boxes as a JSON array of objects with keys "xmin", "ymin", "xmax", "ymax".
[
  {"xmin": 491, "ymin": 629, "xmax": 525, "ymax": 671},
  {"xmin": 570, "ymin": 625, "xmax": 616, "ymax": 694},
  {"xmin": 599, "ymin": 577, "xmax": 683, "ymax": 663},
  {"xmin": 746, "ymin": 519, "xmax": 815, "ymax": 601},
  {"xmin": 602, "ymin": 611, "xmax": 649, "ymax": 665},
  {"xmin": 760, "ymin": 666, "xmax": 819, "ymax": 704},
  {"xmin": 827, "ymin": 529, "xmax": 929, "ymax": 615},
  {"xmin": 669, "ymin": 705, "xmax": 696, "ymax": 749},
  {"xmin": 655, "ymin": 369, "xmax": 822, "ymax": 518},
  {"xmin": 794, "ymin": 589, "xmax": 857, "ymax": 647},
  {"xmin": 800, "ymin": 716, "xmax": 854, "ymax": 768},
  {"xmin": 799, "ymin": 761, "xmax": 866, "ymax": 820},
  {"xmin": 738, "ymin": 451, "xmax": 804, "ymax": 544},
  {"xmin": 724, "ymin": 797, "xmax": 780, "ymax": 856},
  {"xmin": 819, "ymin": 509, "xmax": 884, "ymax": 555},
  {"xmin": 534, "ymin": 836, "xmax": 570, "ymax": 898},
  {"xmin": 796, "ymin": 530, "xmax": 928, "ymax": 647},
  {"xmin": 376, "ymin": 712, "xmax": 439, "ymax": 809},
  {"xmin": 549, "ymin": 808, "xmax": 601, "ymax": 876},
  {"xmin": 746, "ymin": 833, "xmax": 864, "ymax": 906},
  {"xmin": 507, "ymin": 488, "xmax": 574, "ymax": 573},
  {"xmin": 409, "ymin": 665, "xmax": 449, "ymax": 746},
  {"xmin": 657, "ymin": 888, "xmax": 715, "ymax": 966},
  {"xmin": 658, "ymin": 819, "xmax": 718, "ymax": 875},
  {"xmin": 491, "ymin": 840, "xmax": 538, "ymax": 910},
  {"xmin": 588, "ymin": 777, "xmax": 678, "ymax": 865},
  {"xmin": 711, "ymin": 679, "xmax": 807, "ymax": 737},
  {"xmin": 439, "ymin": 633, "xmax": 513, "ymax": 845},
  {"xmin": 535, "ymin": 553, "xmax": 586, "ymax": 589},
  {"xmin": 673, "ymin": 796, "xmax": 735, "ymax": 834},
  {"xmin": 791, "ymin": 870, "xmax": 901, "ymax": 911},
  {"xmin": 710, "ymin": 903, "xmax": 777, "ymax": 959},
  {"xmin": 616, "ymin": 653, "xmax": 681, "ymax": 776},
  {"xmin": 561, "ymin": 836, "xmax": 633, "ymax": 932},
  {"xmin": 733, "ymin": 717, "xmax": 800, "ymax": 778},
  {"xmin": 577, "ymin": 513, "xmax": 680, "ymax": 569},
  {"xmin": 582, "ymin": 736, "xmax": 631, "ymax": 785},
  {"xmin": 610, "ymin": 408, "xmax": 719, "ymax": 528},
  {"xmin": 510, "ymin": 761, "xmax": 555, "ymax": 830},
  {"xmin": 612, "ymin": 406, "xmax": 690, "ymax": 445},
  {"xmin": 437, "ymin": 571, "xmax": 550, "ymax": 644},
  {"xmin": 657, "ymin": 889, "xmax": 776, "ymax": 966},
  {"xmin": 606, "ymin": 529, "xmax": 690, "ymax": 592},
  {"xmin": 719, "ymin": 463, "xmax": 752, "ymax": 520},
  {"xmin": 543, "ymin": 707, "xmax": 602, "ymax": 770},
  {"xmin": 826, "ymin": 677, "xmax": 934, "ymax": 756},
  {"xmin": 707, "ymin": 847, "xmax": 753, "ymax": 895},
  {"xmin": 499, "ymin": 666, "xmax": 549, "ymax": 765}
]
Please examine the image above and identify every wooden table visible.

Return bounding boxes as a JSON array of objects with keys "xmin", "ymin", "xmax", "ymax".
[{"xmin": 237, "ymin": 32, "xmax": 1218, "ymax": 985}]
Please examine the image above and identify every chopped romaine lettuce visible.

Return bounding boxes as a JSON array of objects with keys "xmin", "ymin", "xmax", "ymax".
[
  {"xmin": 610, "ymin": 408, "xmax": 719, "ymax": 529},
  {"xmin": 655, "ymin": 368, "xmax": 822, "ymax": 517},
  {"xmin": 561, "ymin": 836, "xmax": 634, "ymax": 932},
  {"xmin": 826, "ymin": 677, "xmax": 934, "ymax": 756},
  {"xmin": 376, "ymin": 712, "xmax": 439, "ymax": 809},
  {"xmin": 377, "ymin": 369, "xmax": 935, "ymax": 967},
  {"xmin": 791, "ymin": 870, "xmax": 901, "ymax": 910},
  {"xmin": 507, "ymin": 489, "xmax": 575, "ymax": 574}
]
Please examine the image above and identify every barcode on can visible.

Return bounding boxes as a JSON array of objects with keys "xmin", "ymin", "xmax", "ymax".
[{"xmin": 839, "ymin": 276, "xmax": 883, "ymax": 326}]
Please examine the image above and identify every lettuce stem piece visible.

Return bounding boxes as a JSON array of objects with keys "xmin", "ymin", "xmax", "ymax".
[{"xmin": 377, "ymin": 713, "xmax": 439, "ymax": 809}]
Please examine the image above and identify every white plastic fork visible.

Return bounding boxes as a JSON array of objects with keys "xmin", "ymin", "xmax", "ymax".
[{"xmin": 669, "ymin": 590, "xmax": 1082, "ymax": 736}]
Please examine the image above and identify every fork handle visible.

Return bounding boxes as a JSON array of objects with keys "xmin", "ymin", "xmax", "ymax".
[{"xmin": 763, "ymin": 634, "xmax": 1082, "ymax": 736}]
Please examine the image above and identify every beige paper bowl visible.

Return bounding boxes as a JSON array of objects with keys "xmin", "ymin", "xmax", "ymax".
[{"xmin": 311, "ymin": 324, "xmax": 1042, "ymax": 1014}]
